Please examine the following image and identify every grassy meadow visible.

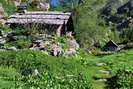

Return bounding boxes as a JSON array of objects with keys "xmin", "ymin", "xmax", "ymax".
[{"xmin": 0, "ymin": 49, "xmax": 132, "ymax": 89}]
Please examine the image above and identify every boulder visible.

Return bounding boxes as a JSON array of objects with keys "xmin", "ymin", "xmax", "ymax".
[
  {"xmin": 7, "ymin": 46, "xmax": 17, "ymax": 50},
  {"xmin": 32, "ymin": 69, "xmax": 39, "ymax": 76},
  {"xmin": 33, "ymin": 40, "xmax": 44, "ymax": 46},
  {"xmin": 96, "ymin": 62, "xmax": 106, "ymax": 66},
  {"xmin": 37, "ymin": 34, "xmax": 52, "ymax": 38},
  {"xmin": 51, "ymin": 47, "xmax": 63, "ymax": 57},
  {"xmin": 68, "ymin": 40, "xmax": 79, "ymax": 49},
  {"xmin": 2, "ymin": 32, "xmax": 8, "ymax": 38},
  {"xmin": 96, "ymin": 78, "xmax": 107, "ymax": 82},
  {"xmin": 64, "ymin": 48, "xmax": 77, "ymax": 56},
  {"xmin": 99, "ymin": 69, "xmax": 110, "ymax": 74},
  {"xmin": 102, "ymin": 0, "xmax": 130, "ymax": 15},
  {"xmin": 0, "ymin": 38, "xmax": 6, "ymax": 43}
]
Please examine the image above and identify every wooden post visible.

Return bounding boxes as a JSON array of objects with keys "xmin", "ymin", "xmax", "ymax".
[{"xmin": 56, "ymin": 25, "xmax": 63, "ymax": 37}]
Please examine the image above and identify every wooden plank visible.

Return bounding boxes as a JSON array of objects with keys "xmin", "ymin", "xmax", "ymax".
[
  {"xmin": 56, "ymin": 25, "xmax": 63, "ymax": 37},
  {"xmin": 9, "ymin": 14, "xmax": 70, "ymax": 20},
  {"xmin": 6, "ymin": 18, "xmax": 68, "ymax": 25},
  {"xmin": 25, "ymin": 11, "xmax": 71, "ymax": 15}
]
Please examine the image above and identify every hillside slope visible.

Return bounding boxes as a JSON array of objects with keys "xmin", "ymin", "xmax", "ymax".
[{"xmin": 0, "ymin": 49, "xmax": 133, "ymax": 89}]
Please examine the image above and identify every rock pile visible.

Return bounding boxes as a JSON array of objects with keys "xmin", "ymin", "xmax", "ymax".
[
  {"xmin": 29, "ymin": 34, "xmax": 80, "ymax": 57},
  {"xmin": 0, "ymin": 30, "xmax": 80, "ymax": 57}
]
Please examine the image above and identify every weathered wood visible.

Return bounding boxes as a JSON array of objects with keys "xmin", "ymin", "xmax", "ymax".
[
  {"xmin": 56, "ymin": 25, "xmax": 63, "ymax": 37},
  {"xmin": 25, "ymin": 11, "xmax": 71, "ymax": 15},
  {"xmin": 6, "ymin": 18, "xmax": 68, "ymax": 25},
  {"xmin": 9, "ymin": 14, "xmax": 70, "ymax": 20},
  {"xmin": 6, "ymin": 11, "xmax": 71, "ymax": 25},
  {"xmin": 6, "ymin": 11, "xmax": 74, "ymax": 36}
]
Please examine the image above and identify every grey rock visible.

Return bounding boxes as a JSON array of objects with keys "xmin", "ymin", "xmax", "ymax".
[
  {"xmin": 38, "ymin": 34, "xmax": 52, "ymax": 38},
  {"xmin": 51, "ymin": 48, "xmax": 63, "ymax": 56},
  {"xmin": 0, "ymin": 38, "xmax": 6, "ymax": 43},
  {"xmin": 68, "ymin": 40, "xmax": 79, "ymax": 49},
  {"xmin": 8, "ymin": 46, "xmax": 17, "ymax": 50},
  {"xmin": 32, "ymin": 69, "xmax": 39, "ymax": 76},
  {"xmin": 103, "ymin": 0, "xmax": 130, "ymax": 15},
  {"xmin": 99, "ymin": 69, "xmax": 110, "ymax": 74},
  {"xmin": 96, "ymin": 78, "xmax": 107, "ymax": 82},
  {"xmin": 96, "ymin": 63, "xmax": 106, "ymax": 66},
  {"xmin": 34, "ymin": 40, "xmax": 44, "ymax": 44},
  {"xmin": 2, "ymin": 32, "xmax": 8, "ymax": 38},
  {"xmin": 64, "ymin": 48, "xmax": 77, "ymax": 56}
]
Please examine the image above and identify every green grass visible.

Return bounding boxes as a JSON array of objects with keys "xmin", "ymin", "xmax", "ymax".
[{"xmin": 0, "ymin": 49, "xmax": 133, "ymax": 89}]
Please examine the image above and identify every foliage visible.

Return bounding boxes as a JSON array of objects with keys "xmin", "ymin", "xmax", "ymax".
[
  {"xmin": 120, "ymin": 27, "xmax": 133, "ymax": 42},
  {"xmin": 4, "ymin": 37, "xmax": 32, "ymax": 49},
  {"xmin": 0, "ymin": 50, "xmax": 93, "ymax": 89},
  {"xmin": 0, "ymin": 49, "xmax": 133, "ymax": 89},
  {"xmin": 0, "ymin": 24, "xmax": 12, "ymax": 32},
  {"xmin": 0, "ymin": 0, "xmax": 16, "ymax": 14},
  {"xmin": 106, "ymin": 67, "xmax": 133, "ymax": 89},
  {"xmin": 74, "ymin": 0, "xmax": 114, "ymax": 49},
  {"xmin": 16, "ymin": 72, "xmax": 92, "ymax": 89}
]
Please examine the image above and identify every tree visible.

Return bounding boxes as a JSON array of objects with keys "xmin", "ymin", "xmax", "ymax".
[{"xmin": 74, "ymin": 0, "xmax": 113, "ymax": 48}]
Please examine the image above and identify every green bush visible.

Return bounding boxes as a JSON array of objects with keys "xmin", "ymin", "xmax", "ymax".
[
  {"xmin": 16, "ymin": 72, "xmax": 92, "ymax": 89},
  {"xmin": 106, "ymin": 68, "xmax": 133, "ymax": 89},
  {"xmin": 0, "ymin": 24, "xmax": 12, "ymax": 32},
  {"xmin": 0, "ymin": 50, "xmax": 93, "ymax": 89},
  {"xmin": 0, "ymin": 0, "xmax": 16, "ymax": 14}
]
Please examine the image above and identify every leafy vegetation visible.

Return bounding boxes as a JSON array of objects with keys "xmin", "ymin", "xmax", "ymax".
[
  {"xmin": 0, "ymin": 0, "xmax": 133, "ymax": 89},
  {"xmin": 74, "ymin": 0, "xmax": 115, "ymax": 49},
  {"xmin": 106, "ymin": 68, "xmax": 133, "ymax": 89},
  {"xmin": 0, "ymin": 0, "xmax": 16, "ymax": 14},
  {"xmin": 0, "ymin": 49, "xmax": 133, "ymax": 89},
  {"xmin": 0, "ymin": 50, "xmax": 93, "ymax": 89}
]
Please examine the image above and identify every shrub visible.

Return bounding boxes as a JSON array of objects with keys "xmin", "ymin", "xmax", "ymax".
[
  {"xmin": 106, "ymin": 68, "xmax": 133, "ymax": 89},
  {"xmin": 0, "ymin": 0, "xmax": 16, "ymax": 14},
  {"xmin": 0, "ymin": 50, "xmax": 93, "ymax": 89},
  {"xmin": 74, "ymin": 0, "xmax": 112, "ymax": 49},
  {"xmin": 16, "ymin": 72, "xmax": 92, "ymax": 89}
]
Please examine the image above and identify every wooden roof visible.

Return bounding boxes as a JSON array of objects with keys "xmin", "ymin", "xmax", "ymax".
[
  {"xmin": 6, "ymin": 11, "xmax": 72, "ymax": 25},
  {"xmin": 104, "ymin": 40, "xmax": 119, "ymax": 47}
]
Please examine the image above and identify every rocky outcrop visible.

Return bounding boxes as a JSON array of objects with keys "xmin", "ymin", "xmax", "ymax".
[
  {"xmin": 102, "ymin": 0, "xmax": 133, "ymax": 31},
  {"xmin": 0, "ymin": 29, "xmax": 80, "ymax": 57},
  {"xmin": 102, "ymin": 0, "xmax": 130, "ymax": 15}
]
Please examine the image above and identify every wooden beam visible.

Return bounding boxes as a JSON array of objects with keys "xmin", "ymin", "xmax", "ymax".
[{"xmin": 56, "ymin": 25, "xmax": 63, "ymax": 37}]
